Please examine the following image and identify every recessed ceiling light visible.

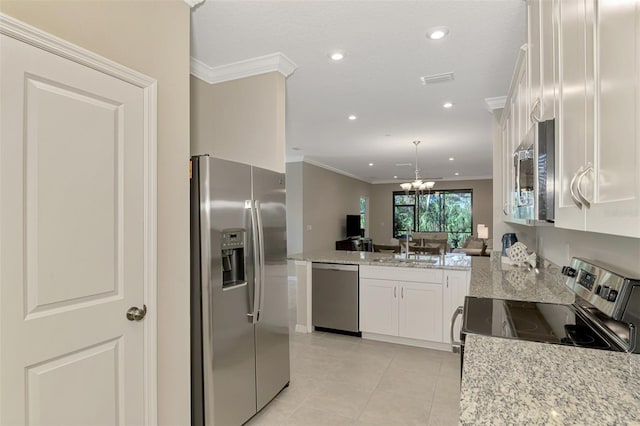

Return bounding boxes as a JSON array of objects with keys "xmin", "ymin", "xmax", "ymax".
[
  {"xmin": 443, "ymin": 102, "xmax": 454, "ymax": 109},
  {"xmin": 427, "ymin": 27, "xmax": 450, "ymax": 40},
  {"xmin": 368, "ymin": 163, "xmax": 374, "ymax": 167},
  {"xmin": 455, "ymin": 172, "xmax": 460, "ymax": 176},
  {"xmin": 394, "ymin": 175, "xmax": 398, "ymax": 179},
  {"xmin": 348, "ymin": 115, "xmax": 357, "ymax": 120},
  {"xmin": 329, "ymin": 51, "xmax": 345, "ymax": 61},
  {"xmin": 449, "ymin": 157, "xmax": 455, "ymax": 161}
]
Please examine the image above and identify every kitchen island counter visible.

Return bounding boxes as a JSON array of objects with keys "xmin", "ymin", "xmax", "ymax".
[
  {"xmin": 469, "ymin": 253, "xmax": 575, "ymax": 304},
  {"xmin": 289, "ymin": 250, "xmax": 472, "ymax": 271},
  {"xmin": 460, "ymin": 334, "xmax": 640, "ymax": 425}
]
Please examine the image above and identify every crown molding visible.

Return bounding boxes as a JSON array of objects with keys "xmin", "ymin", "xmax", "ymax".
[
  {"xmin": 184, "ymin": 0, "xmax": 204, "ymax": 8},
  {"xmin": 287, "ymin": 157, "xmax": 371, "ymax": 183},
  {"xmin": 484, "ymin": 96, "xmax": 507, "ymax": 112},
  {"xmin": 372, "ymin": 175, "xmax": 492, "ymax": 185},
  {"xmin": 190, "ymin": 53, "xmax": 297, "ymax": 85}
]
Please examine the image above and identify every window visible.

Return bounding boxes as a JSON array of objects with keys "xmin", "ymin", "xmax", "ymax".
[
  {"xmin": 393, "ymin": 190, "xmax": 473, "ymax": 245},
  {"xmin": 360, "ymin": 197, "xmax": 367, "ymax": 233}
]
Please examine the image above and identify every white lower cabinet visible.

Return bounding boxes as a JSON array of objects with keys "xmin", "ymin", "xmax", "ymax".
[
  {"xmin": 359, "ymin": 278, "xmax": 398, "ymax": 336},
  {"xmin": 442, "ymin": 270, "xmax": 470, "ymax": 344},
  {"xmin": 359, "ymin": 266, "xmax": 468, "ymax": 347},
  {"xmin": 398, "ymin": 282, "xmax": 442, "ymax": 341}
]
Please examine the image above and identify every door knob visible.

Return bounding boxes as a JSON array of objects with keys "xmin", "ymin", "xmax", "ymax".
[{"xmin": 126, "ymin": 304, "xmax": 147, "ymax": 321}]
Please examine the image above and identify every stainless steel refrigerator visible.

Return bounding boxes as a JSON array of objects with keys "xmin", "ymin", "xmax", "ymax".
[{"xmin": 190, "ymin": 155, "xmax": 290, "ymax": 426}]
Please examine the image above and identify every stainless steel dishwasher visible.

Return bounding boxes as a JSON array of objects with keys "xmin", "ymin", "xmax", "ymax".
[{"xmin": 312, "ymin": 263, "xmax": 360, "ymax": 335}]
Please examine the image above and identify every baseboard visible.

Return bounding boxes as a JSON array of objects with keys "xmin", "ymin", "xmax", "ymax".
[
  {"xmin": 361, "ymin": 332, "xmax": 452, "ymax": 352},
  {"xmin": 295, "ymin": 324, "xmax": 310, "ymax": 333}
]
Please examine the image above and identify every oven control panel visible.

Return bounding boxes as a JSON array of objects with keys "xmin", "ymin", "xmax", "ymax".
[{"xmin": 566, "ymin": 258, "xmax": 639, "ymax": 321}]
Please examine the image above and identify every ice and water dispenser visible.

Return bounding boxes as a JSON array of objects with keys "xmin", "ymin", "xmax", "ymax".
[{"xmin": 221, "ymin": 229, "xmax": 246, "ymax": 288}]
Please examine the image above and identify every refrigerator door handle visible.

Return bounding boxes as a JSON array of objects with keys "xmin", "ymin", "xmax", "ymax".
[
  {"xmin": 255, "ymin": 200, "xmax": 266, "ymax": 321},
  {"xmin": 248, "ymin": 199, "xmax": 260, "ymax": 324}
]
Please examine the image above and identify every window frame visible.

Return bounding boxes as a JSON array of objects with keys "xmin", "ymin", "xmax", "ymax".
[{"xmin": 391, "ymin": 189, "xmax": 474, "ymax": 243}]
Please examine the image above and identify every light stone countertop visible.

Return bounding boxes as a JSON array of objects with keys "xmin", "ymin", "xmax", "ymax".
[
  {"xmin": 469, "ymin": 252, "xmax": 575, "ymax": 304},
  {"xmin": 460, "ymin": 335, "xmax": 640, "ymax": 425},
  {"xmin": 288, "ymin": 250, "xmax": 472, "ymax": 270}
]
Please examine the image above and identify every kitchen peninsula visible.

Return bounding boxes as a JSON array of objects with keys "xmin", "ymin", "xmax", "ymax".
[{"xmin": 290, "ymin": 250, "xmax": 472, "ymax": 350}]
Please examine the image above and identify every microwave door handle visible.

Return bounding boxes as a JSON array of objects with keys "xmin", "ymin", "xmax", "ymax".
[
  {"xmin": 516, "ymin": 153, "xmax": 520, "ymax": 206},
  {"xmin": 569, "ymin": 166, "xmax": 584, "ymax": 209},
  {"xmin": 450, "ymin": 306, "xmax": 464, "ymax": 353},
  {"xmin": 255, "ymin": 200, "xmax": 266, "ymax": 321}
]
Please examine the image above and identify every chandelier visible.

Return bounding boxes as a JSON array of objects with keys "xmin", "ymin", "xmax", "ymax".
[{"xmin": 400, "ymin": 141, "xmax": 435, "ymax": 193}]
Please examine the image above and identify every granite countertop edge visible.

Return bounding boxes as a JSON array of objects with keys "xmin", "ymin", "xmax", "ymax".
[
  {"xmin": 468, "ymin": 252, "xmax": 576, "ymax": 305},
  {"xmin": 288, "ymin": 250, "xmax": 472, "ymax": 271}
]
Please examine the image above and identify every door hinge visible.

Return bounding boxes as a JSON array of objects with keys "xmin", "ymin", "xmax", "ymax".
[{"xmin": 189, "ymin": 160, "xmax": 192, "ymax": 179}]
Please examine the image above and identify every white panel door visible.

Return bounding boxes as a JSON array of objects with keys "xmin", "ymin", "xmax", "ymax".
[
  {"xmin": 398, "ymin": 282, "xmax": 442, "ymax": 342},
  {"xmin": 359, "ymin": 278, "xmax": 398, "ymax": 336},
  {"xmin": 442, "ymin": 271, "xmax": 469, "ymax": 344},
  {"xmin": 1, "ymin": 30, "xmax": 152, "ymax": 425}
]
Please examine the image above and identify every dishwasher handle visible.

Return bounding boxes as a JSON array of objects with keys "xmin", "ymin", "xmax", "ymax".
[
  {"xmin": 450, "ymin": 306, "xmax": 464, "ymax": 354},
  {"xmin": 312, "ymin": 263, "xmax": 358, "ymax": 272}
]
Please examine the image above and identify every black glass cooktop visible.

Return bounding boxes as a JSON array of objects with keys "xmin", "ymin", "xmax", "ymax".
[{"xmin": 462, "ymin": 297, "xmax": 617, "ymax": 351}]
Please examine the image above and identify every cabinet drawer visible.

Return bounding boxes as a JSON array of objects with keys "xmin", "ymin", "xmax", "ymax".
[{"xmin": 360, "ymin": 265, "xmax": 443, "ymax": 284}]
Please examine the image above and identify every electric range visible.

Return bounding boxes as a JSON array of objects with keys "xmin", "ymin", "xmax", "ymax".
[{"xmin": 456, "ymin": 257, "xmax": 640, "ymax": 366}]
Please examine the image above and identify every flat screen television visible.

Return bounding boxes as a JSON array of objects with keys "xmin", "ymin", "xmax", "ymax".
[{"xmin": 346, "ymin": 215, "xmax": 362, "ymax": 238}]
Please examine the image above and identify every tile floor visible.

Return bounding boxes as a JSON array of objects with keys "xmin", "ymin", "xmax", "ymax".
[{"xmin": 247, "ymin": 331, "xmax": 462, "ymax": 425}]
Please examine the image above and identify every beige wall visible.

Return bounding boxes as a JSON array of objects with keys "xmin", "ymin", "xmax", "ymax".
[
  {"xmin": 0, "ymin": 2, "xmax": 191, "ymax": 424},
  {"xmin": 191, "ymin": 73, "xmax": 286, "ymax": 173},
  {"xmin": 296, "ymin": 162, "xmax": 371, "ymax": 253},
  {"xmin": 369, "ymin": 180, "xmax": 494, "ymax": 245},
  {"xmin": 286, "ymin": 162, "xmax": 304, "ymax": 255}
]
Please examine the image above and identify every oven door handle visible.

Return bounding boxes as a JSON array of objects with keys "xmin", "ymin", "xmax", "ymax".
[{"xmin": 450, "ymin": 306, "xmax": 464, "ymax": 353}]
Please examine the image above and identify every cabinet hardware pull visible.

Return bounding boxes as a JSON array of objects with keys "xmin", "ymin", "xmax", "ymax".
[
  {"xmin": 530, "ymin": 98, "xmax": 541, "ymax": 123},
  {"xmin": 450, "ymin": 306, "xmax": 464, "ymax": 353},
  {"xmin": 569, "ymin": 166, "xmax": 584, "ymax": 209},
  {"xmin": 575, "ymin": 164, "xmax": 593, "ymax": 209},
  {"xmin": 401, "ymin": 287, "xmax": 404, "ymax": 299},
  {"xmin": 394, "ymin": 286, "xmax": 396, "ymax": 298}
]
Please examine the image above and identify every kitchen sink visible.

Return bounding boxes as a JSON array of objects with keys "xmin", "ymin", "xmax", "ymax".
[{"xmin": 370, "ymin": 257, "xmax": 439, "ymax": 265}]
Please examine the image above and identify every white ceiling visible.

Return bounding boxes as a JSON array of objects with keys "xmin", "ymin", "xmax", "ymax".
[{"xmin": 191, "ymin": 1, "xmax": 526, "ymax": 183}]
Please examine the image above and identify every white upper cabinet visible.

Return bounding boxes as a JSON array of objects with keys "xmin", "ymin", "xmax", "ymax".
[
  {"xmin": 555, "ymin": 0, "xmax": 640, "ymax": 237},
  {"xmin": 528, "ymin": 0, "xmax": 542, "ymax": 123},
  {"xmin": 587, "ymin": 0, "xmax": 640, "ymax": 237},
  {"xmin": 555, "ymin": 0, "xmax": 592, "ymax": 231},
  {"xmin": 528, "ymin": 0, "xmax": 557, "ymax": 122},
  {"xmin": 539, "ymin": 0, "xmax": 557, "ymax": 120}
]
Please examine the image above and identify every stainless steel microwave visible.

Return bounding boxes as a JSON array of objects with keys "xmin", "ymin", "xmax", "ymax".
[{"xmin": 513, "ymin": 119, "xmax": 555, "ymax": 223}]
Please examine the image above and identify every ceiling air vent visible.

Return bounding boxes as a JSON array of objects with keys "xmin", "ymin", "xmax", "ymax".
[
  {"xmin": 420, "ymin": 72, "xmax": 455, "ymax": 85},
  {"xmin": 395, "ymin": 163, "xmax": 413, "ymax": 167}
]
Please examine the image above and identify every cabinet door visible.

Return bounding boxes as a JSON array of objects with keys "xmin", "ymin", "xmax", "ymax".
[
  {"xmin": 360, "ymin": 278, "xmax": 398, "ymax": 336},
  {"xmin": 517, "ymin": 57, "xmax": 530, "ymax": 141},
  {"xmin": 442, "ymin": 271, "xmax": 469, "ymax": 344},
  {"xmin": 587, "ymin": 0, "xmax": 640, "ymax": 237},
  {"xmin": 528, "ymin": 0, "xmax": 542, "ymax": 121},
  {"xmin": 555, "ymin": 0, "xmax": 591, "ymax": 231},
  {"xmin": 501, "ymin": 118, "xmax": 512, "ymax": 219},
  {"xmin": 398, "ymin": 282, "xmax": 442, "ymax": 342},
  {"xmin": 540, "ymin": 0, "xmax": 558, "ymax": 120}
]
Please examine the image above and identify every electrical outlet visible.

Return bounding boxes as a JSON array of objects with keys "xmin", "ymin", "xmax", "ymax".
[{"xmin": 306, "ymin": 225, "xmax": 312, "ymax": 231}]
